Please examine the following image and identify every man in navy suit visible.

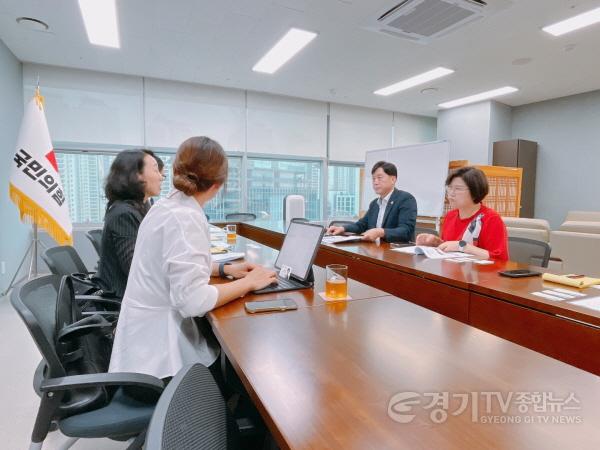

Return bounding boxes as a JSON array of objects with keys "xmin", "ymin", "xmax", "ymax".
[{"xmin": 327, "ymin": 161, "xmax": 417, "ymax": 242}]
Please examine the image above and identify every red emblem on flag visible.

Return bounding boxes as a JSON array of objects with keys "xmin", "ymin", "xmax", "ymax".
[{"xmin": 45, "ymin": 150, "xmax": 58, "ymax": 172}]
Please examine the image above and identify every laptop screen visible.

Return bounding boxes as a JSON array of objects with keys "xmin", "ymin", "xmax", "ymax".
[{"xmin": 275, "ymin": 222, "xmax": 325, "ymax": 281}]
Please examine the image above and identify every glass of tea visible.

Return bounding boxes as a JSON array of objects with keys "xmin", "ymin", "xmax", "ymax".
[
  {"xmin": 325, "ymin": 264, "xmax": 348, "ymax": 300},
  {"xmin": 225, "ymin": 224, "xmax": 237, "ymax": 242}
]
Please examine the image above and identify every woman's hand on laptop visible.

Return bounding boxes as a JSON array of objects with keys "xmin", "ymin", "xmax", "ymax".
[
  {"xmin": 243, "ymin": 266, "xmax": 278, "ymax": 291},
  {"xmin": 225, "ymin": 262, "xmax": 260, "ymax": 279}
]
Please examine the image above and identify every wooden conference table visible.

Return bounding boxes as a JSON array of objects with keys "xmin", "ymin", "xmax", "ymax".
[
  {"xmin": 223, "ymin": 220, "xmax": 600, "ymax": 376},
  {"xmin": 207, "ymin": 234, "xmax": 600, "ymax": 450}
]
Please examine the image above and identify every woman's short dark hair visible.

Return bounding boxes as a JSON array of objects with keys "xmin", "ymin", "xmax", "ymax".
[
  {"xmin": 105, "ymin": 150, "xmax": 149, "ymax": 205},
  {"xmin": 446, "ymin": 166, "xmax": 489, "ymax": 204},
  {"xmin": 371, "ymin": 161, "xmax": 397, "ymax": 178},
  {"xmin": 173, "ymin": 136, "xmax": 228, "ymax": 196},
  {"xmin": 142, "ymin": 149, "xmax": 164, "ymax": 172}
]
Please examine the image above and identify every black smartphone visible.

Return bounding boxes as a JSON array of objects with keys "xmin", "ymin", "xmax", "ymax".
[
  {"xmin": 498, "ymin": 269, "xmax": 542, "ymax": 278},
  {"xmin": 245, "ymin": 298, "xmax": 298, "ymax": 313}
]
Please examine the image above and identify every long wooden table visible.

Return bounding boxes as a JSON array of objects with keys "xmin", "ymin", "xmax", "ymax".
[
  {"xmin": 207, "ymin": 234, "xmax": 600, "ymax": 449},
  {"xmin": 225, "ymin": 221, "xmax": 600, "ymax": 375}
]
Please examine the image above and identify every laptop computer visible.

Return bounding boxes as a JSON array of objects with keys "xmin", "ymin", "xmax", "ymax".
[{"xmin": 253, "ymin": 221, "xmax": 325, "ymax": 294}]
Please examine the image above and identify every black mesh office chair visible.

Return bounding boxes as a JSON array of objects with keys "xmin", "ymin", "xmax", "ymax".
[
  {"xmin": 11, "ymin": 275, "xmax": 164, "ymax": 449},
  {"xmin": 86, "ymin": 229, "xmax": 103, "ymax": 257},
  {"xmin": 508, "ymin": 237, "xmax": 552, "ymax": 268},
  {"xmin": 42, "ymin": 246, "xmax": 100, "ymax": 295},
  {"xmin": 225, "ymin": 213, "xmax": 256, "ymax": 222},
  {"xmin": 328, "ymin": 220, "xmax": 355, "ymax": 228},
  {"xmin": 145, "ymin": 364, "xmax": 235, "ymax": 450},
  {"xmin": 290, "ymin": 218, "xmax": 310, "ymax": 223}
]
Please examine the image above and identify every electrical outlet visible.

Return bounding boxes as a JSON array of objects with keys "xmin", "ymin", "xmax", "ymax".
[{"xmin": 0, "ymin": 261, "xmax": 5, "ymax": 275}]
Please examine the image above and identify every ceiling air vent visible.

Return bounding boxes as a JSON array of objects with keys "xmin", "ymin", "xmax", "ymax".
[{"xmin": 363, "ymin": 0, "xmax": 507, "ymax": 44}]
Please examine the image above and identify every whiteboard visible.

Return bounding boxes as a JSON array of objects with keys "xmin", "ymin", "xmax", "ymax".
[{"xmin": 362, "ymin": 141, "xmax": 450, "ymax": 217}]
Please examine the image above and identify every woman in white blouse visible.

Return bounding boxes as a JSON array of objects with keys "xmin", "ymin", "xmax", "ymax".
[{"xmin": 109, "ymin": 136, "xmax": 276, "ymax": 380}]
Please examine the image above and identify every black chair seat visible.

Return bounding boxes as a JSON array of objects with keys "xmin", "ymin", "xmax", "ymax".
[{"xmin": 60, "ymin": 387, "xmax": 155, "ymax": 439}]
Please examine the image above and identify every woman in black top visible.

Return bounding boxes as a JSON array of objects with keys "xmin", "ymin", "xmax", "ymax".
[{"xmin": 96, "ymin": 150, "xmax": 163, "ymax": 298}]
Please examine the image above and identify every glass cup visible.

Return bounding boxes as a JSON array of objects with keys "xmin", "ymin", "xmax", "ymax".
[
  {"xmin": 325, "ymin": 264, "xmax": 348, "ymax": 300},
  {"xmin": 225, "ymin": 224, "xmax": 237, "ymax": 242}
]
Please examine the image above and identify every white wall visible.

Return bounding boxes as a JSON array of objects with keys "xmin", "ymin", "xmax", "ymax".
[
  {"xmin": 24, "ymin": 63, "xmax": 436, "ymax": 161},
  {"xmin": 488, "ymin": 101, "xmax": 512, "ymax": 160},
  {"xmin": 436, "ymin": 101, "xmax": 492, "ymax": 164},
  {"xmin": 511, "ymin": 90, "xmax": 600, "ymax": 227},
  {"xmin": 0, "ymin": 40, "xmax": 26, "ymax": 293}
]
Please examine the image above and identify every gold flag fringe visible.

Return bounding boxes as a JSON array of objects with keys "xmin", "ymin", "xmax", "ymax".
[{"xmin": 9, "ymin": 183, "xmax": 73, "ymax": 246}]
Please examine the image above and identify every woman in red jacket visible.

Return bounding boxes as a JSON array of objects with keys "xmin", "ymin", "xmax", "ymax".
[{"xmin": 416, "ymin": 166, "xmax": 509, "ymax": 260}]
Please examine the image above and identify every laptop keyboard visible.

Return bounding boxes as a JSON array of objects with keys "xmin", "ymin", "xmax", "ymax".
[{"xmin": 275, "ymin": 276, "xmax": 298, "ymax": 289}]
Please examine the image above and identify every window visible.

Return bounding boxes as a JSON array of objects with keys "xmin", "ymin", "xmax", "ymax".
[
  {"xmin": 246, "ymin": 158, "xmax": 322, "ymax": 220},
  {"xmin": 327, "ymin": 164, "xmax": 362, "ymax": 218},
  {"xmin": 56, "ymin": 151, "xmax": 242, "ymax": 223}
]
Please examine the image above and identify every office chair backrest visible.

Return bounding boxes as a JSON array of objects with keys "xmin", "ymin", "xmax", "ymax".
[
  {"xmin": 42, "ymin": 245, "xmax": 88, "ymax": 276},
  {"xmin": 508, "ymin": 237, "xmax": 551, "ymax": 268},
  {"xmin": 11, "ymin": 275, "xmax": 67, "ymax": 379},
  {"xmin": 86, "ymin": 229, "xmax": 103, "ymax": 257},
  {"xmin": 328, "ymin": 220, "xmax": 355, "ymax": 228},
  {"xmin": 225, "ymin": 213, "xmax": 256, "ymax": 222},
  {"xmin": 12, "ymin": 275, "xmax": 109, "ymax": 416},
  {"xmin": 291, "ymin": 218, "xmax": 309, "ymax": 223},
  {"xmin": 283, "ymin": 194, "xmax": 305, "ymax": 223},
  {"xmin": 145, "ymin": 364, "xmax": 228, "ymax": 450}
]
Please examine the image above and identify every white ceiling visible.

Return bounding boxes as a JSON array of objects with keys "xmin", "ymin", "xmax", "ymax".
[{"xmin": 1, "ymin": 0, "xmax": 600, "ymax": 117}]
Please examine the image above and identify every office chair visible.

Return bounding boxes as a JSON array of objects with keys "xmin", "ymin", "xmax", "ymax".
[
  {"xmin": 85, "ymin": 229, "xmax": 103, "ymax": 257},
  {"xmin": 145, "ymin": 364, "xmax": 234, "ymax": 450},
  {"xmin": 508, "ymin": 237, "xmax": 552, "ymax": 268},
  {"xmin": 225, "ymin": 213, "xmax": 257, "ymax": 222},
  {"xmin": 11, "ymin": 275, "xmax": 164, "ymax": 450},
  {"xmin": 42, "ymin": 246, "xmax": 100, "ymax": 295},
  {"xmin": 283, "ymin": 195, "xmax": 305, "ymax": 223},
  {"xmin": 290, "ymin": 218, "xmax": 310, "ymax": 223}
]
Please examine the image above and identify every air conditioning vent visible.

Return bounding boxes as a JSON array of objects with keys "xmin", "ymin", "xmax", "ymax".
[{"xmin": 364, "ymin": 0, "xmax": 510, "ymax": 44}]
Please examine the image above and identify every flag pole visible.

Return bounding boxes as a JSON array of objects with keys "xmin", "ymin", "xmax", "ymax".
[{"xmin": 0, "ymin": 224, "xmax": 47, "ymax": 297}]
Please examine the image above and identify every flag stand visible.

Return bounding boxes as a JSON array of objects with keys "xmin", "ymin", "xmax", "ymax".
[{"xmin": 1, "ymin": 224, "xmax": 47, "ymax": 297}]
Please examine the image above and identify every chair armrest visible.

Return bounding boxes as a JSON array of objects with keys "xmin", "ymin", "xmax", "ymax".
[
  {"xmin": 57, "ymin": 314, "xmax": 113, "ymax": 341},
  {"xmin": 40, "ymin": 372, "xmax": 164, "ymax": 394},
  {"xmin": 75, "ymin": 295, "xmax": 121, "ymax": 308}
]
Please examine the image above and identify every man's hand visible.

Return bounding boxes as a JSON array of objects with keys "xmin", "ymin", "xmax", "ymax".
[
  {"xmin": 327, "ymin": 225, "xmax": 345, "ymax": 235},
  {"xmin": 361, "ymin": 228, "xmax": 385, "ymax": 242}
]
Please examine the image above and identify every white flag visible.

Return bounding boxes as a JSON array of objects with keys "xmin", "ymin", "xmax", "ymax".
[{"xmin": 9, "ymin": 88, "xmax": 73, "ymax": 245}]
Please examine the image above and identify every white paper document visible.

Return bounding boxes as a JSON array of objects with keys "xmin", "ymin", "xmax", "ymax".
[
  {"xmin": 391, "ymin": 245, "xmax": 464, "ymax": 260},
  {"xmin": 322, "ymin": 235, "xmax": 363, "ymax": 244},
  {"xmin": 531, "ymin": 291, "xmax": 565, "ymax": 301},
  {"xmin": 570, "ymin": 296, "xmax": 600, "ymax": 312},
  {"xmin": 212, "ymin": 252, "xmax": 245, "ymax": 263}
]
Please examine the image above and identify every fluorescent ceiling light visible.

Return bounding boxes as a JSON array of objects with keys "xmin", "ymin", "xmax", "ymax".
[
  {"xmin": 78, "ymin": 0, "xmax": 120, "ymax": 48},
  {"xmin": 438, "ymin": 86, "xmax": 518, "ymax": 109},
  {"xmin": 543, "ymin": 6, "xmax": 600, "ymax": 36},
  {"xmin": 253, "ymin": 28, "xmax": 317, "ymax": 74},
  {"xmin": 374, "ymin": 67, "xmax": 454, "ymax": 96}
]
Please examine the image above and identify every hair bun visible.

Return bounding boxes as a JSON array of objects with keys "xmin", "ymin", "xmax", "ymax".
[{"xmin": 173, "ymin": 174, "xmax": 198, "ymax": 196}]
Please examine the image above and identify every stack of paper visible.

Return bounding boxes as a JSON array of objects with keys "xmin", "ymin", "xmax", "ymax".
[
  {"xmin": 212, "ymin": 252, "xmax": 245, "ymax": 263},
  {"xmin": 391, "ymin": 245, "xmax": 464, "ymax": 260},
  {"xmin": 322, "ymin": 235, "xmax": 363, "ymax": 244}
]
